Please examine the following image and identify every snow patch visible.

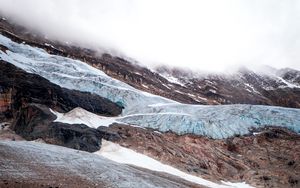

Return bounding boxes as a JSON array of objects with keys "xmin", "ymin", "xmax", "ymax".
[
  {"xmin": 50, "ymin": 108, "xmax": 117, "ymax": 128},
  {"xmin": 141, "ymin": 83, "xmax": 149, "ymax": 88},
  {"xmin": 44, "ymin": 43, "xmax": 55, "ymax": 49},
  {"xmin": 244, "ymin": 83, "xmax": 260, "ymax": 94},
  {"xmin": 158, "ymin": 73, "xmax": 185, "ymax": 87},
  {"xmin": 197, "ymin": 96, "xmax": 208, "ymax": 101},
  {"xmin": 221, "ymin": 181, "xmax": 255, "ymax": 188},
  {"xmin": 277, "ymin": 76, "xmax": 300, "ymax": 88}
]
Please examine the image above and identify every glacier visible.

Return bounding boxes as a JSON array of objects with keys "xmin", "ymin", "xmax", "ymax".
[{"xmin": 1, "ymin": 34, "xmax": 300, "ymax": 139}]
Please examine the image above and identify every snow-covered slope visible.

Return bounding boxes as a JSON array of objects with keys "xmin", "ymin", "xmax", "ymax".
[
  {"xmin": 0, "ymin": 141, "xmax": 201, "ymax": 188},
  {"xmin": 97, "ymin": 140, "xmax": 253, "ymax": 188},
  {"xmin": 1, "ymin": 34, "xmax": 300, "ymax": 139}
]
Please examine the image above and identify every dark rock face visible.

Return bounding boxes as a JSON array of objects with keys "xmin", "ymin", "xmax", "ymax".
[
  {"xmin": 0, "ymin": 88, "xmax": 12, "ymax": 120},
  {"xmin": 12, "ymin": 103, "xmax": 102, "ymax": 152},
  {"xmin": 97, "ymin": 126, "xmax": 122, "ymax": 142},
  {"xmin": 0, "ymin": 60, "xmax": 122, "ymax": 122},
  {"xmin": 12, "ymin": 103, "xmax": 56, "ymax": 137},
  {"xmin": 0, "ymin": 60, "xmax": 122, "ymax": 152},
  {"xmin": 104, "ymin": 124, "xmax": 300, "ymax": 188},
  {"xmin": 50, "ymin": 122, "xmax": 102, "ymax": 152}
]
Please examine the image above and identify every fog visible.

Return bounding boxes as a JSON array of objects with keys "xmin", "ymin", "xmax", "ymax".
[{"xmin": 0, "ymin": 0, "xmax": 300, "ymax": 72}]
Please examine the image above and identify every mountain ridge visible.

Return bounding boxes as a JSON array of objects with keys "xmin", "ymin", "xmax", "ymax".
[{"xmin": 1, "ymin": 17, "xmax": 300, "ymax": 108}]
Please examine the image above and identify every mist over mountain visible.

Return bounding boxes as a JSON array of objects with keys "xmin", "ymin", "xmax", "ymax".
[
  {"xmin": 1, "ymin": 2, "xmax": 300, "ymax": 188},
  {"xmin": 1, "ymin": 0, "xmax": 300, "ymax": 72}
]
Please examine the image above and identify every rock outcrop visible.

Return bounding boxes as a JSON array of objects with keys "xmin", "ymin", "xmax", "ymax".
[{"xmin": 12, "ymin": 103, "xmax": 103, "ymax": 152}]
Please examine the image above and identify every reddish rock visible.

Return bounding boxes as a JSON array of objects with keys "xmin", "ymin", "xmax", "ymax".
[{"xmin": 101, "ymin": 124, "xmax": 300, "ymax": 188}]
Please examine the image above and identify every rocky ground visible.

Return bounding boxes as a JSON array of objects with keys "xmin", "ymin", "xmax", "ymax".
[{"xmin": 99, "ymin": 124, "xmax": 300, "ymax": 188}]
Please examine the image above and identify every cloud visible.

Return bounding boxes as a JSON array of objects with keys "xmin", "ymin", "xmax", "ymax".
[{"xmin": 0, "ymin": 0, "xmax": 300, "ymax": 72}]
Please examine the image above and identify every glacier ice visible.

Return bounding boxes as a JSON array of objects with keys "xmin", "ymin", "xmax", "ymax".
[{"xmin": 1, "ymin": 34, "xmax": 300, "ymax": 139}]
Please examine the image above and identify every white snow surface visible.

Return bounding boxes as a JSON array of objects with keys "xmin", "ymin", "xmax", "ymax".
[
  {"xmin": 1, "ymin": 34, "xmax": 300, "ymax": 139},
  {"xmin": 97, "ymin": 140, "xmax": 254, "ymax": 188},
  {"xmin": 50, "ymin": 108, "xmax": 118, "ymax": 128}
]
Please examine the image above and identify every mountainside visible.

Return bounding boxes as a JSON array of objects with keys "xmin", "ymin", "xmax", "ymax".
[
  {"xmin": 1, "ymin": 34, "xmax": 299, "ymax": 139},
  {"xmin": 0, "ymin": 16, "xmax": 299, "ymax": 188},
  {"xmin": 155, "ymin": 65, "xmax": 300, "ymax": 107},
  {"xmin": 1, "ymin": 17, "xmax": 300, "ymax": 108}
]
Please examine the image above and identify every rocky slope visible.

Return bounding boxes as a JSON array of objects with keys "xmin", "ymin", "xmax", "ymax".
[
  {"xmin": 155, "ymin": 65, "xmax": 300, "ymax": 107},
  {"xmin": 100, "ymin": 124, "xmax": 299, "ymax": 188},
  {"xmin": 1, "ymin": 17, "xmax": 300, "ymax": 108}
]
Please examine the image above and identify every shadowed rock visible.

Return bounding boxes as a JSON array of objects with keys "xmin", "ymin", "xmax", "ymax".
[
  {"xmin": 12, "ymin": 103, "xmax": 102, "ymax": 152},
  {"xmin": 0, "ymin": 60, "xmax": 122, "ymax": 122}
]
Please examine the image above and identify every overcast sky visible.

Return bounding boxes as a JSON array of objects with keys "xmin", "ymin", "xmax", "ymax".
[{"xmin": 0, "ymin": 0, "xmax": 300, "ymax": 72}]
